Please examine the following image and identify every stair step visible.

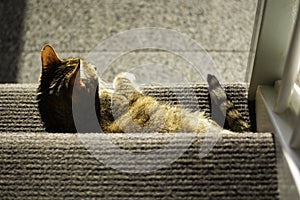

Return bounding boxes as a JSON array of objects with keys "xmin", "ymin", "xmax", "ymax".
[{"xmin": 0, "ymin": 84, "xmax": 278, "ymax": 199}]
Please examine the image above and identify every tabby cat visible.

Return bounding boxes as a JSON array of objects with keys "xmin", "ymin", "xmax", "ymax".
[{"xmin": 37, "ymin": 45, "xmax": 250, "ymax": 133}]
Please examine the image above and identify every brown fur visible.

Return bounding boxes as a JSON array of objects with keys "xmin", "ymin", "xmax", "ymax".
[
  {"xmin": 37, "ymin": 45, "xmax": 98, "ymax": 132},
  {"xmin": 207, "ymin": 74, "xmax": 250, "ymax": 132}
]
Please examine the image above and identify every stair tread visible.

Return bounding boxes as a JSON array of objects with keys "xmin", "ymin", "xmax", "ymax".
[{"xmin": 0, "ymin": 84, "xmax": 278, "ymax": 199}]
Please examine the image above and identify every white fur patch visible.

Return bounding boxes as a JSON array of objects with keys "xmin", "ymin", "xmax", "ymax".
[{"xmin": 115, "ymin": 72, "xmax": 136, "ymax": 83}]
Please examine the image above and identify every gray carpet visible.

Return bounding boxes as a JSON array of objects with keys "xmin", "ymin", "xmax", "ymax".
[{"xmin": 0, "ymin": 84, "xmax": 278, "ymax": 199}]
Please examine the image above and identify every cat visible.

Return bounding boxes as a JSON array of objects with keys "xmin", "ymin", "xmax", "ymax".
[{"xmin": 37, "ymin": 45, "xmax": 250, "ymax": 133}]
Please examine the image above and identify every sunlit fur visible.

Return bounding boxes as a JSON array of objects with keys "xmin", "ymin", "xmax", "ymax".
[
  {"xmin": 207, "ymin": 74, "xmax": 250, "ymax": 132},
  {"xmin": 99, "ymin": 73, "xmax": 217, "ymax": 133},
  {"xmin": 37, "ymin": 45, "xmax": 249, "ymax": 134}
]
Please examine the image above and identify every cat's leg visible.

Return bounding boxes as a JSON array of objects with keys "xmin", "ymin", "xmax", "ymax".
[
  {"xmin": 113, "ymin": 72, "xmax": 140, "ymax": 96},
  {"xmin": 111, "ymin": 72, "xmax": 169, "ymax": 133},
  {"xmin": 112, "ymin": 71, "xmax": 142, "ymax": 109},
  {"xmin": 104, "ymin": 72, "xmax": 139, "ymax": 132}
]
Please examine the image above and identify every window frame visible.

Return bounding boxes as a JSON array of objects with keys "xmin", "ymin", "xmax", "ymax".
[{"xmin": 248, "ymin": 0, "xmax": 300, "ymax": 198}]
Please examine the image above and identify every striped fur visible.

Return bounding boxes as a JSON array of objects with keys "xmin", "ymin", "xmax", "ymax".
[
  {"xmin": 207, "ymin": 74, "xmax": 250, "ymax": 132},
  {"xmin": 99, "ymin": 72, "xmax": 214, "ymax": 133}
]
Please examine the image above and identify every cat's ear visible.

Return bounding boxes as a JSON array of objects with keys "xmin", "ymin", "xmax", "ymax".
[{"xmin": 41, "ymin": 45, "xmax": 62, "ymax": 72}]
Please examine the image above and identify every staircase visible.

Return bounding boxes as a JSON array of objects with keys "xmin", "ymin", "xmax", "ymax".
[{"xmin": 0, "ymin": 84, "xmax": 278, "ymax": 199}]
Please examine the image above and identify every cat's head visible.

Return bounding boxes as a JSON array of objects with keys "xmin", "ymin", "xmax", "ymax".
[{"xmin": 37, "ymin": 45, "xmax": 99, "ymax": 132}]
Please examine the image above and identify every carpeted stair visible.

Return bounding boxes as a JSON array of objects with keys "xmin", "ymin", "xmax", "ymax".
[{"xmin": 0, "ymin": 84, "xmax": 278, "ymax": 199}]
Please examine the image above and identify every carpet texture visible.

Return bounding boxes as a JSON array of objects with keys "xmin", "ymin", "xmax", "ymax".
[{"xmin": 0, "ymin": 84, "xmax": 278, "ymax": 199}]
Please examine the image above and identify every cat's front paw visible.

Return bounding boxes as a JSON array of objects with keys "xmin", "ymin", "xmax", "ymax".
[
  {"xmin": 113, "ymin": 72, "xmax": 139, "ymax": 94},
  {"xmin": 117, "ymin": 72, "xmax": 136, "ymax": 82}
]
